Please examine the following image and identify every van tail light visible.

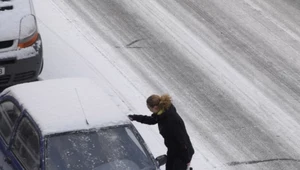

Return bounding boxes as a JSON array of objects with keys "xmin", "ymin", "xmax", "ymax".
[{"xmin": 18, "ymin": 14, "xmax": 38, "ymax": 48}]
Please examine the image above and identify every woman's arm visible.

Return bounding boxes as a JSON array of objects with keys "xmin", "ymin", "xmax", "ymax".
[{"xmin": 128, "ymin": 114, "xmax": 158, "ymax": 125}]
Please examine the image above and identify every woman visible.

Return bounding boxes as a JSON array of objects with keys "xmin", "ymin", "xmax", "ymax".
[{"xmin": 128, "ymin": 94, "xmax": 194, "ymax": 170}]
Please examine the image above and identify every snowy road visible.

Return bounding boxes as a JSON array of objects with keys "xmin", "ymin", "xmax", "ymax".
[{"xmin": 34, "ymin": 0, "xmax": 300, "ymax": 169}]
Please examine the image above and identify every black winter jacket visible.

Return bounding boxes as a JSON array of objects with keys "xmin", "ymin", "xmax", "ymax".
[{"xmin": 130, "ymin": 104, "xmax": 194, "ymax": 163}]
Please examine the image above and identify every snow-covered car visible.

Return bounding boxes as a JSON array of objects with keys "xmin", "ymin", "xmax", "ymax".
[
  {"xmin": 0, "ymin": 78, "xmax": 165, "ymax": 170},
  {"xmin": 0, "ymin": 0, "xmax": 43, "ymax": 88}
]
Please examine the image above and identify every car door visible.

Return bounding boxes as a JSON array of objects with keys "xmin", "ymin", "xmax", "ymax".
[
  {"xmin": 9, "ymin": 114, "xmax": 42, "ymax": 170},
  {"xmin": 0, "ymin": 97, "xmax": 22, "ymax": 170}
]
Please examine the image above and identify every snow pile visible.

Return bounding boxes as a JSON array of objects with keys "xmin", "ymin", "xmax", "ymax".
[{"xmin": 0, "ymin": 40, "xmax": 40, "ymax": 59}]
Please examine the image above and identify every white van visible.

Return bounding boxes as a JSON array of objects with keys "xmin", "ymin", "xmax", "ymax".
[{"xmin": 0, "ymin": 0, "xmax": 43, "ymax": 87}]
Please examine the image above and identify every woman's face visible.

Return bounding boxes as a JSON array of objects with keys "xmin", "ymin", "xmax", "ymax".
[{"xmin": 147, "ymin": 104, "xmax": 159, "ymax": 113}]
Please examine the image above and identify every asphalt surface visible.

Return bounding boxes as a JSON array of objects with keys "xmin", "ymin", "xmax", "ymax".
[{"xmin": 52, "ymin": 0, "xmax": 300, "ymax": 169}]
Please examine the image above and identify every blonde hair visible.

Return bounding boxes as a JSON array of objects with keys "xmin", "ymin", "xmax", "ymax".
[{"xmin": 147, "ymin": 94, "xmax": 172, "ymax": 110}]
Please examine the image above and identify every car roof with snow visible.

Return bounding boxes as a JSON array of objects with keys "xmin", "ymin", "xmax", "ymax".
[
  {"xmin": 2, "ymin": 78, "xmax": 132, "ymax": 136},
  {"xmin": 0, "ymin": 0, "xmax": 34, "ymax": 41}
]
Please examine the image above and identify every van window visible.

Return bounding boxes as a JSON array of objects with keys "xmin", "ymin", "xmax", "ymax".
[
  {"xmin": 12, "ymin": 117, "xmax": 40, "ymax": 170},
  {"xmin": 0, "ymin": 101, "xmax": 21, "ymax": 144}
]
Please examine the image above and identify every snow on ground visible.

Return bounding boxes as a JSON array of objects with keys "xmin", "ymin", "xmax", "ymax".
[
  {"xmin": 29, "ymin": 0, "xmax": 300, "ymax": 169},
  {"xmin": 32, "ymin": 0, "xmax": 209, "ymax": 169}
]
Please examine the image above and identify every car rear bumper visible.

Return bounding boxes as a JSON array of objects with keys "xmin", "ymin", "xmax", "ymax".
[{"xmin": 0, "ymin": 34, "xmax": 43, "ymax": 87}]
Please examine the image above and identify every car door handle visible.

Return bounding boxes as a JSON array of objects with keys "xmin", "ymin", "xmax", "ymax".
[{"xmin": 4, "ymin": 157, "xmax": 12, "ymax": 164}]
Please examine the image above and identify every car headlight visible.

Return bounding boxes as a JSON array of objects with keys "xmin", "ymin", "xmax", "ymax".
[{"xmin": 18, "ymin": 14, "xmax": 38, "ymax": 48}]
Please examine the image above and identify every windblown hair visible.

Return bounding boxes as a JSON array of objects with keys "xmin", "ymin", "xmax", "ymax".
[{"xmin": 147, "ymin": 94, "xmax": 172, "ymax": 110}]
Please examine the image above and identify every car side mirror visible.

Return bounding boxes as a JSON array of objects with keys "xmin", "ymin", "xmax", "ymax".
[{"xmin": 155, "ymin": 154, "xmax": 167, "ymax": 167}]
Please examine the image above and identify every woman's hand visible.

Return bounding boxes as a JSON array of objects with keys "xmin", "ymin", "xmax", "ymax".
[
  {"xmin": 128, "ymin": 115, "xmax": 135, "ymax": 121},
  {"xmin": 187, "ymin": 162, "xmax": 191, "ymax": 169}
]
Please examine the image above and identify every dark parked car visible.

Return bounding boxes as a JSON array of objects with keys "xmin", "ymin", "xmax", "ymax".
[
  {"xmin": 0, "ymin": 78, "xmax": 165, "ymax": 170},
  {"xmin": 0, "ymin": 0, "xmax": 43, "ymax": 88}
]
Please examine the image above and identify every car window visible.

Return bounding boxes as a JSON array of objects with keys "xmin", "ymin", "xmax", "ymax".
[
  {"xmin": 0, "ymin": 101, "xmax": 21, "ymax": 144},
  {"xmin": 12, "ymin": 117, "xmax": 40, "ymax": 170}
]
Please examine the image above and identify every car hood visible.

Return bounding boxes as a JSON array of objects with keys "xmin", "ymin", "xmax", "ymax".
[{"xmin": 0, "ymin": 0, "xmax": 33, "ymax": 41}]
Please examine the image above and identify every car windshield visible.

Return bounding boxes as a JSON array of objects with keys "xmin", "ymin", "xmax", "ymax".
[{"xmin": 45, "ymin": 125, "xmax": 157, "ymax": 170}]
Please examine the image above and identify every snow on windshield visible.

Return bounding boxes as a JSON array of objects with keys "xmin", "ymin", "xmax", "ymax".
[{"xmin": 45, "ymin": 125, "xmax": 156, "ymax": 170}]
